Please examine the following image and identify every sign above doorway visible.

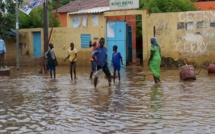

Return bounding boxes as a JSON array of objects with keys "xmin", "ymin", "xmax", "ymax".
[{"xmin": 109, "ymin": 0, "xmax": 139, "ymax": 10}]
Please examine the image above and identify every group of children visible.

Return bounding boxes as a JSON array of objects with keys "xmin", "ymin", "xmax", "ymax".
[
  {"xmin": 2, "ymin": 35, "xmax": 160, "ymax": 85},
  {"xmin": 45, "ymin": 37, "xmax": 124, "ymax": 88},
  {"xmin": 89, "ymin": 37, "xmax": 124, "ymax": 87}
]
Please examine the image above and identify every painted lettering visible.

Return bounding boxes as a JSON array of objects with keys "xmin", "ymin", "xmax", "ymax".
[
  {"xmin": 178, "ymin": 12, "xmax": 186, "ymax": 22},
  {"xmin": 178, "ymin": 11, "xmax": 215, "ymax": 22},
  {"xmin": 203, "ymin": 29, "xmax": 215, "ymax": 39},
  {"xmin": 186, "ymin": 12, "xmax": 194, "ymax": 22},
  {"xmin": 176, "ymin": 32, "xmax": 208, "ymax": 53},
  {"xmin": 111, "ymin": 1, "xmax": 134, "ymax": 6}
]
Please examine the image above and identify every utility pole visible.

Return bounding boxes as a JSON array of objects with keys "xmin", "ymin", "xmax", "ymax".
[
  {"xmin": 16, "ymin": 0, "xmax": 20, "ymax": 70},
  {"xmin": 43, "ymin": 0, "xmax": 48, "ymax": 53},
  {"xmin": 38, "ymin": 1, "xmax": 48, "ymax": 73}
]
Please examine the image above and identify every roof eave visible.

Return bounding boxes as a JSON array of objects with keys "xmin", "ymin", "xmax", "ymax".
[{"xmin": 68, "ymin": 6, "xmax": 110, "ymax": 15}]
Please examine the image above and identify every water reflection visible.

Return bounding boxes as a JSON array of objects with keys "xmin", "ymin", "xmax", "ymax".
[
  {"xmin": 0, "ymin": 66, "xmax": 215, "ymax": 133},
  {"xmin": 150, "ymin": 85, "xmax": 163, "ymax": 111},
  {"xmin": 109, "ymin": 88, "xmax": 126, "ymax": 113}
]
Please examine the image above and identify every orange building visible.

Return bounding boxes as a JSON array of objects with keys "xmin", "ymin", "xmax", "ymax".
[{"xmin": 194, "ymin": 1, "xmax": 215, "ymax": 10}]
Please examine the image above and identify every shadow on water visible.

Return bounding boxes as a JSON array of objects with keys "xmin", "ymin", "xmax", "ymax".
[{"xmin": 0, "ymin": 65, "xmax": 215, "ymax": 133}]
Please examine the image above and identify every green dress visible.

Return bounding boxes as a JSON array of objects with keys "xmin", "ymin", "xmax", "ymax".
[{"xmin": 149, "ymin": 45, "xmax": 161, "ymax": 79}]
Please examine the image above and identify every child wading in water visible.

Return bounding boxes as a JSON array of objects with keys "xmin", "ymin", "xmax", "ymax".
[
  {"xmin": 91, "ymin": 38, "xmax": 112, "ymax": 88},
  {"xmin": 46, "ymin": 43, "xmax": 58, "ymax": 79},
  {"xmin": 111, "ymin": 45, "xmax": 123, "ymax": 83},
  {"xmin": 89, "ymin": 41, "xmax": 99, "ymax": 80},
  {"xmin": 64, "ymin": 43, "xmax": 78, "ymax": 81}
]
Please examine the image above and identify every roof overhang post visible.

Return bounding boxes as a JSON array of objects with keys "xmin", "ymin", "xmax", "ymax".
[{"xmin": 142, "ymin": 10, "xmax": 148, "ymax": 68}]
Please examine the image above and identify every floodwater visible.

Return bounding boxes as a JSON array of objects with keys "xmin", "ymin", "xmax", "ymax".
[{"xmin": 0, "ymin": 65, "xmax": 215, "ymax": 134}]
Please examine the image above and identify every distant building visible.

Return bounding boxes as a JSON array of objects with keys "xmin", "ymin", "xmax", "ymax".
[
  {"xmin": 194, "ymin": 0, "xmax": 215, "ymax": 10},
  {"xmin": 56, "ymin": 0, "xmax": 138, "ymax": 65}
]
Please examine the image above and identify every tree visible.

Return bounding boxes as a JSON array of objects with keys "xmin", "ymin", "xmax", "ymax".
[
  {"xmin": 19, "ymin": 0, "xmax": 74, "ymax": 29},
  {"xmin": 19, "ymin": 5, "xmax": 60, "ymax": 29},
  {"xmin": 0, "ymin": 0, "xmax": 16, "ymax": 38},
  {"xmin": 139, "ymin": 0, "xmax": 197, "ymax": 13},
  {"xmin": 136, "ymin": 0, "xmax": 197, "ymax": 38}
]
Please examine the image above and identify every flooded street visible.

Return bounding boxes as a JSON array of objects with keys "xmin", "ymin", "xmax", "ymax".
[{"xmin": 0, "ymin": 65, "xmax": 215, "ymax": 134}]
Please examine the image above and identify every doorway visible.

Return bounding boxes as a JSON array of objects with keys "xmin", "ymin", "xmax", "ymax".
[
  {"xmin": 127, "ymin": 25, "xmax": 132, "ymax": 63},
  {"xmin": 106, "ymin": 21, "xmax": 126, "ymax": 66},
  {"xmin": 33, "ymin": 32, "xmax": 41, "ymax": 57}
]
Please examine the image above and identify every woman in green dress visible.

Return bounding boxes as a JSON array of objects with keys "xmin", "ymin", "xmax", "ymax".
[{"xmin": 148, "ymin": 37, "xmax": 161, "ymax": 83}]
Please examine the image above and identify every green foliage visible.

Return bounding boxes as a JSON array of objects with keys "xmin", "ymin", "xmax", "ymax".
[
  {"xmin": 136, "ymin": 16, "xmax": 142, "ymax": 39},
  {"xmin": 136, "ymin": 0, "xmax": 197, "ymax": 38},
  {"xmin": 18, "ymin": 0, "xmax": 69, "ymax": 29},
  {"xmin": 0, "ymin": 0, "xmax": 16, "ymax": 38},
  {"xmin": 19, "ymin": 7, "xmax": 43, "ymax": 28},
  {"xmin": 139, "ymin": 0, "xmax": 197, "ymax": 13},
  {"xmin": 19, "ymin": 6, "xmax": 60, "ymax": 29}
]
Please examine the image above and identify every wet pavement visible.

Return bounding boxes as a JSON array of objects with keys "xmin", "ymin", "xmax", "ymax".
[{"xmin": 0, "ymin": 65, "xmax": 215, "ymax": 134}]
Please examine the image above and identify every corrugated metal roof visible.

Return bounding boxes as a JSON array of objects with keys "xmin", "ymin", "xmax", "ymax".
[
  {"xmin": 57, "ymin": 0, "xmax": 109, "ymax": 13},
  {"xmin": 68, "ymin": 6, "xmax": 110, "ymax": 14}
]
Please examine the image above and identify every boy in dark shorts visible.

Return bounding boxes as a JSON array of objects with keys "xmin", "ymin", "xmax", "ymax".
[
  {"xmin": 91, "ymin": 38, "xmax": 112, "ymax": 88},
  {"xmin": 46, "ymin": 43, "xmax": 57, "ymax": 79}
]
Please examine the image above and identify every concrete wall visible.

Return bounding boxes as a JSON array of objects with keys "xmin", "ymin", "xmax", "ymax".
[
  {"xmin": 147, "ymin": 10, "xmax": 215, "ymax": 66},
  {"xmin": 47, "ymin": 27, "xmax": 96, "ymax": 66},
  {"xmin": 4, "ymin": 28, "xmax": 45, "ymax": 66},
  {"xmin": 4, "ymin": 13, "xmax": 107, "ymax": 66},
  {"xmin": 65, "ymin": 13, "xmax": 107, "ymax": 65},
  {"xmin": 4, "ymin": 10, "xmax": 215, "ymax": 67},
  {"xmin": 4, "ymin": 37, "xmax": 16, "ymax": 66}
]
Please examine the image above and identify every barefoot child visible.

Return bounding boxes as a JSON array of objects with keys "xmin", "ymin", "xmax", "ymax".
[
  {"xmin": 46, "ymin": 43, "xmax": 58, "ymax": 79},
  {"xmin": 112, "ymin": 45, "xmax": 123, "ymax": 83},
  {"xmin": 64, "ymin": 43, "xmax": 78, "ymax": 81},
  {"xmin": 91, "ymin": 38, "xmax": 112, "ymax": 88}
]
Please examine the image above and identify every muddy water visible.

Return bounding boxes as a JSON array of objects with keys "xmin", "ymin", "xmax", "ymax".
[{"xmin": 0, "ymin": 66, "xmax": 215, "ymax": 134}]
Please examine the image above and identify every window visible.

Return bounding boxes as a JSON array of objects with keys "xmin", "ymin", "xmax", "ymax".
[{"xmin": 80, "ymin": 34, "xmax": 91, "ymax": 48}]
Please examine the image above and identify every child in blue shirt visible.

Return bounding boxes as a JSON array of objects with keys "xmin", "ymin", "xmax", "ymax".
[
  {"xmin": 112, "ymin": 45, "xmax": 123, "ymax": 83},
  {"xmin": 91, "ymin": 38, "xmax": 112, "ymax": 88}
]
